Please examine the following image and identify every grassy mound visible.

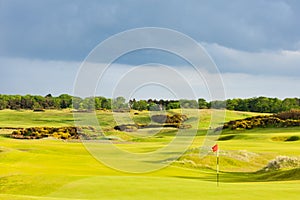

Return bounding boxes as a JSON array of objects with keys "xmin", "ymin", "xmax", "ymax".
[{"xmin": 262, "ymin": 156, "xmax": 300, "ymax": 171}]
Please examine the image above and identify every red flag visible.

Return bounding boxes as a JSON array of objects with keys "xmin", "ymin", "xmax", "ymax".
[{"xmin": 212, "ymin": 144, "xmax": 218, "ymax": 152}]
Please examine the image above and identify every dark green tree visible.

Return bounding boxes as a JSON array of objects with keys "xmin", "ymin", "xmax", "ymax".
[
  {"xmin": 132, "ymin": 100, "xmax": 148, "ymax": 111},
  {"xmin": 198, "ymin": 98, "xmax": 208, "ymax": 109}
]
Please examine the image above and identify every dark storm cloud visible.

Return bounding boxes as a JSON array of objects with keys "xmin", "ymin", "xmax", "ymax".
[
  {"xmin": 1, "ymin": 0, "xmax": 300, "ymax": 98},
  {"xmin": 1, "ymin": 0, "xmax": 300, "ymax": 61}
]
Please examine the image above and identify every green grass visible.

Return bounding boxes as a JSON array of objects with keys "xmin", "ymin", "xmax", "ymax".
[
  {"xmin": 0, "ymin": 109, "xmax": 300, "ymax": 199},
  {"xmin": 0, "ymin": 108, "xmax": 262, "ymax": 130},
  {"xmin": 0, "ymin": 110, "xmax": 75, "ymax": 128}
]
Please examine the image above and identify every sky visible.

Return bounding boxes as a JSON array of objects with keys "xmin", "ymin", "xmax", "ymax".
[{"xmin": 1, "ymin": 0, "xmax": 300, "ymax": 100}]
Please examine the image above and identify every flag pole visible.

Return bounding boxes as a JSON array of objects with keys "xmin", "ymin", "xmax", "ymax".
[{"xmin": 212, "ymin": 144, "xmax": 219, "ymax": 187}]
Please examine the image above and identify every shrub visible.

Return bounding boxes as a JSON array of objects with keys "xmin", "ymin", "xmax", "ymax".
[
  {"xmin": 223, "ymin": 115, "xmax": 300, "ymax": 130},
  {"xmin": 285, "ymin": 135, "xmax": 300, "ymax": 141},
  {"xmin": 275, "ymin": 110, "xmax": 300, "ymax": 120},
  {"xmin": 151, "ymin": 114, "xmax": 188, "ymax": 124},
  {"xmin": 10, "ymin": 126, "xmax": 80, "ymax": 139}
]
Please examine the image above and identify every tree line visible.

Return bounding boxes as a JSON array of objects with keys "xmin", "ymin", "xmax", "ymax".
[{"xmin": 0, "ymin": 94, "xmax": 299, "ymax": 113}]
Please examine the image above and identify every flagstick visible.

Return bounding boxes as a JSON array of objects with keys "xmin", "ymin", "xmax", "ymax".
[{"xmin": 212, "ymin": 144, "xmax": 220, "ymax": 187}]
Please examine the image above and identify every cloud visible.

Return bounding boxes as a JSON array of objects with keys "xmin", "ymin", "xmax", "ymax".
[
  {"xmin": 1, "ymin": 0, "xmax": 300, "ymax": 99},
  {"xmin": 0, "ymin": 57, "xmax": 80, "ymax": 95},
  {"xmin": 1, "ymin": 0, "xmax": 300, "ymax": 61},
  {"xmin": 1, "ymin": 56, "xmax": 300, "ymax": 100},
  {"xmin": 73, "ymin": 61, "xmax": 213, "ymax": 100},
  {"xmin": 222, "ymin": 72, "xmax": 300, "ymax": 99},
  {"xmin": 203, "ymin": 43, "xmax": 300, "ymax": 77}
]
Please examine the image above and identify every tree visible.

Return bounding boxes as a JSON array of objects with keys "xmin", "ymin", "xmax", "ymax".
[
  {"xmin": 234, "ymin": 98, "xmax": 249, "ymax": 111},
  {"xmin": 52, "ymin": 97, "xmax": 61, "ymax": 109},
  {"xmin": 101, "ymin": 98, "xmax": 112, "ymax": 109},
  {"xmin": 8, "ymin": 95, "xmax": 21, "ymax": 110},
  {"xmin": 270, "ymin": 98, "xmax": 282, "ymax": 113},
  {"xmin": 21, "ymin": 95, "xmax": 34, "ymax": 109},
  {"xmin": 59, "ymin": 94, "xmax": 72, "ymax": 109},
  {"xmin": 198, "ymin": 98, "xmax": 208, "ymax": 109},
  {"xmin": 82, "ymin": 97, "xmax": 95, "ymax": 110},
  {"xmin": 210, "ymin": 100, "xmax": 226, "ymax": 109},
  {"xmin": 128, "ymin": 98, "xmax": 136, "ymax": 109},
  {"xmin": 0, "ymin": 95, "xmax": 9, "ymax": 110},
  {"xmin": 179, "ymin": 99, "xmax": 198, "ymax": 108},
  {"xmin": 112, "ymin": 96, "xmax": 127, "ymax": 110},
  {"xmin": 94, "ymin": 97, "xmax": 103, "ymax": 110},
  {"xmin": 226, "ymin": 99, "xmax": 238, "ymax": 110},
  {"xmin": 282, "ymin": 98, "xmax": 299, "ymax": 111},
  {"xmin": 148, "ymin": 102, "xmax": 160, "ymax": 111},
  {"xmin": 72, "ymin": 96, "xmax": 83, "ymax": 110},
  {"xmin": 132, "ymin": 100, "xmax": 148, "ymax": 111},
  {"xmin": 44, "ymin": 94, "xmax": 56, "ymax": 109},
  {"xmin": 166, "ymin": 101, "xmax": 180, "ymax": 110},
  {"xmin": 33, "ymin": 95, "xmax": 45, "ymax": 109}
]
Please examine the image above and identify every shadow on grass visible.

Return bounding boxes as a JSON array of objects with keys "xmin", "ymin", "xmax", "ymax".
[{"xmin": 173, "ymin": 168, "xmax": 300, "ymax": 183}]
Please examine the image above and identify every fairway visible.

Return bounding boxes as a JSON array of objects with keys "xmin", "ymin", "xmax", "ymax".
[{"xmin": 0, "ymin": 109, "xmax": 300, "ymax": 199}]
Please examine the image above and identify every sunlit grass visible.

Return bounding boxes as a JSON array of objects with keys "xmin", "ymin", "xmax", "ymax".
[{"xmin": 0, "ymin": 109, "xmax": 299, "ymax": 199}]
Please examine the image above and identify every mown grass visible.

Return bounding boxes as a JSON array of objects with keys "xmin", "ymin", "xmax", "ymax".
[
  {"xmin": 1, "ymin": 133, "xmax": 300, "ymax": 200},
  {"xmin": 0, "ymin": 109, "xmax": 75, "ymax": 128},
  {"xmin": 0, "ymin": 109, "xmax": 299, "ymax": 199},
  {"xmin": 0, "ymin": 108, "xmax": 262, "ymax": 130}
]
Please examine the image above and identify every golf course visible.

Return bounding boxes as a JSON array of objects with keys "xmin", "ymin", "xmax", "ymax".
[
  {"xmin": 0, "ymin": 109, "xmax": 299, "ymax": 200},
  {"xmin": 3, "ymin": 0, "xmax": 300, "ymax": 199}
]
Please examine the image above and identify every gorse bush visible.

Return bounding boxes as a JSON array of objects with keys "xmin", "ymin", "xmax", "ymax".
[
  {"xmin": 11, "ymin": 126, "xmax": 81, "ymax": 139},
  {"xmin": 222, "ymin": 110, "xmax": 300, "ymax": 130},
  {"xmin": 151, "ymin": 114, "xmax": 188, "ymax": 124}
]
